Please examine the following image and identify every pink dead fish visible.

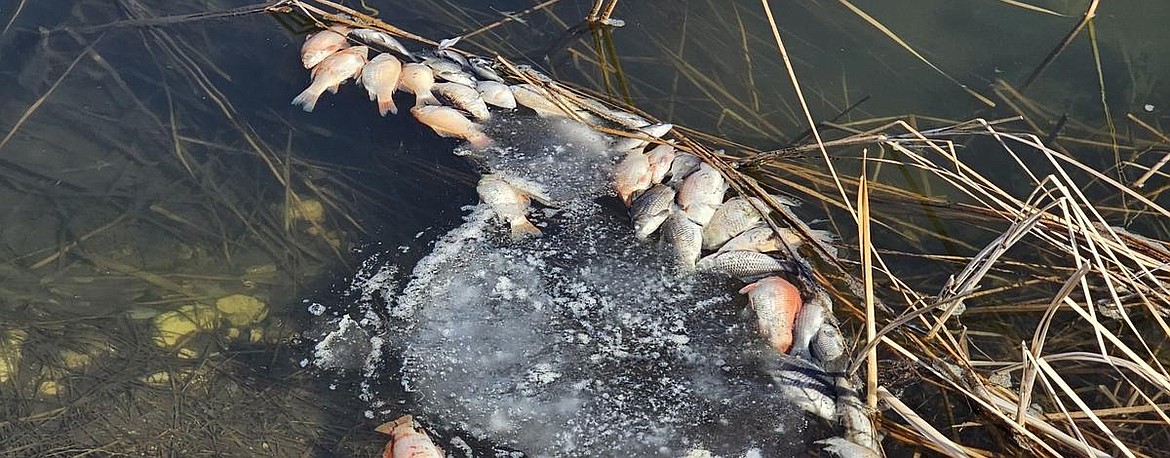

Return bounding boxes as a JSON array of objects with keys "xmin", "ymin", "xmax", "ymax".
[
  {"xmin": 292, "ymin": 46, "xmax": 369, "ymax": 112},
  {"xmin": 477, "ymin": 174, "xmax": 541, "ymax": 239},
  {"xmin": 410, "ymin": 105, "xmax": 493, "ymax": 148},
  {"xmin": 360, "ymin": 53, "xmax": 403, "ymax": 116},
  {"xmin": 376, "ymin": 415, "xmax": 444, "ymax": 458},
  {"xmin": 300, "ymin": 25, "xmax": 351, "ymax": 69},
  {"xmin": 399, "ymin": 63, "xmax": 440, "ymax": 107},
  {"xmin": 676, "ymin": 162, "xmax": 727, "ymax": 226},
  {"xmin": 645, "ymin": 143, "xmax": 677, "ymax": 184},
  {"xmin": 739, "ymin": 276, "xmax": 803, "ymax": 354},
  {"xmin": 612, "ymin": 149, "xmax": 653, "ymax": 206}
]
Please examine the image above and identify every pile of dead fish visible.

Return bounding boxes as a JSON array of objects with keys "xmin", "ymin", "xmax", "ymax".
[{"xmin": 294, "ymin": 23, "xmax": 878, "ymax": 457}]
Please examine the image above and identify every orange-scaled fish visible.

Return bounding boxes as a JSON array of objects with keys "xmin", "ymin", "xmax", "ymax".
[
  {"xmin": 291, "ymin": 46, "xmax": 369, "ymax": 112},
  {"xmin": 739, "ymin": 276, "xmax": 803, "ymax": 354}
]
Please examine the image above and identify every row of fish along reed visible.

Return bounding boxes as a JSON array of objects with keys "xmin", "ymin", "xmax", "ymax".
[
  {"xmin": 272, "ymin": 0, "xmax": 1170, "ymax": 456},
  {"xmin": 280, "ymin": 4, "xmax": 876, "ymax": 456}
]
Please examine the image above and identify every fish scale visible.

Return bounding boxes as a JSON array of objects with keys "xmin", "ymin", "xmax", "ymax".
[
  {"xmin": 696, "ymin": 250, "xmax": 790, "ymax": 280},
  {"xmin": 662, "ymin": 212, "xmax": 702, "ymax": 268},
  {"xmin": 433, "ymin": 82, "xmax": 491, "ymax": 121},
  {"xmin": 702, "ymin": 197, "xmax": 768, "ymax": 250},
  {"xmin": 630, "ymin": 184, "xmax": 675, "ymax": 240},
  {"xmin": 676, "ymin": 162, "xmax": 726, "ymax": 226}
]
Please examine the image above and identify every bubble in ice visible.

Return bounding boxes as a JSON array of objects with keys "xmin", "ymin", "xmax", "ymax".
[{"xmin": 315, "ymin": 115, "xmax": 828, "ymax": 456}]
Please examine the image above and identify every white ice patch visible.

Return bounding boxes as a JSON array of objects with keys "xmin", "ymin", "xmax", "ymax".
[{"xmin": 315, "ymin": 114, "xmax": 822, "ymax": 456}]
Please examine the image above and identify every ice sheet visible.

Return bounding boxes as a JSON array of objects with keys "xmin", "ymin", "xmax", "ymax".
[{"xmin": 312, "ymin": 115, "xmax": 825, "ymax": 456}]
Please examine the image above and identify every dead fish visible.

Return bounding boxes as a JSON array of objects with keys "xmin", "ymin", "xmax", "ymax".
[
  {"xmin": 477, "ymin": 174, "xmax": 541, "ymax": 239},
  {"xmin": 469, "ymin": 57, "xmax": 505, "ymax": 83},
  {"xmin": 511, "ymin": 84, "xmax": 570, "ymax": 118},
  {"xmin": 740, "ymin": 276, "xmax": 803, "ymax": 353},
  {"xmin": 437, "ymin": 48, "xmax": 470, "ymax": 69},
  {"xmin": 424, "ymin": 57, "xmax": 476, "ymax": 87},
  {"xmin": 611, "ymin": 123, "xmax": 673, "ymax": 151},
  {"xmin": 697, "ymin": 250, "xmax": 790, "ymax": 280},
  {"xmin": 702, "ymin": 197, "xmax": 768, "ymax": 250},
  {"xmin": 790, "ymin": 288, "xmax": 828, "ymax": 360},
  {"xmin": 375, "ymin": 415, "xmax": 444, "ymax": 458},
  {"xmin": 432, "ymin": 82, "xmax": 491, "ymax": 121},
  {"xmin": 770, "ymin": 359, "xmax": 838, "ymax": 422},
  {"xmin": 606, "ymin": 108, "xmax": 652, "ymax": 129},
  {"xmin": 676, "ymin": 162, "xmax": 727, "ymax": 226},
  {"xmin": 411, "ymin": 105, "xmax": 493, "ymax": 148},
  {"xmin": 645, "ymin": 144, "xmax": 677, "ymax": 184},
  {"xmin": 718, "ymin": 225, "xmax": 791, "ymax": 253},
  {"xmin": 665, "ymin": 153, "xmax": 702, "ymax": 187},
  {"xmin": 718, "ymin": 226, "xmax": 837, "ymax": 256},
  {"xmin": 349, "ymin": 28, "xmax": 414, "ymax": 60},
  {"xmin": 300, "ymin": 25, "xmax": 350, "ymax": 69},
  {"xmin": 612, "ymin": 149, "xmax": 652, "ymax": 206},
  {"xmin": 572, "ymin": 97, "xmax": 651, "ymax": 129},
  {"xmin": 514, "ymin": 64, "xmax": 554, "ymax": 83},
  {"xmin": 811, "ymin": 323, "xmax": 847, "ymax": 365},
  {"xmin": 662, "ymin": 212, "xmax": 702, "ymax": 269},
  {"xmin": 292, "ymin": 46, "xmax": 369, "ymax": 112},
  {"xmin": 360, "ymin": 53, "xmax": 403, "ymax": 116},
  {"xmin": 630, "ymin": 184, "xmax": 675, "ymax": 240},
  {"xmin": 399, "ymin": 63, "xmax": 440, "ymax": 107},
  {"xmin": 476, "ymin": 80, "xmax": 516, "ymax": 109}
]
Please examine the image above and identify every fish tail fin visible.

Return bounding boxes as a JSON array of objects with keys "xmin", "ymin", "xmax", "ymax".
[
  {"xmin": 738, "ymin": 282, "xmax": 759, "ymax": 295},
  {"xmin": 509, "ymin": 218, "xmax": 542, "ymax": 239},
  {"xmin": 773, "ymin": 334, "xmax": 794, "ymax": 354},
  {"xmin": 466, "ymin": 132, "xmax": 494, "ymax": 149},
  {"xmin": 415, "ymin": 93, "xmax": 440, "ymax": 107},
  {"xmin": 377, "ymin": 96, "xmax": 399, "ymax": 116},
  {"xmin": 291, "ymin": 87, "xmax": 322, "ymax": 112}
]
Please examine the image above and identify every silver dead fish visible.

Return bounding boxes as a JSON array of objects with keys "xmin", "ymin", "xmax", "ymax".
[
  {"xmin": 611, "ymin": 123, "xmax": 673, "ymax": 152},
  {"xmin": 662, "ymin": 212, "xmax": 702, "ymax": 269},
  {"xmin": 432, "ymin": 82, "xmax": 491, "ymax": 121},
  {"xmin": 477, "ymin": 174, "xmax": 541, "ymax": 239},
  {"xmin": 790, "ymin": 288, "xmax": 828, "ymax": 360},
  {"xmin": 769, "ymin": 358, "xmax": 838, "ymax": 422},
  {"xmin": 630, "ymin": 184, "xmax": 675, "ymax": 240},
  {"xmin": 423, "ymin": 57, "xmax": 477, "ymax": 87},
  {"xmin": 469, "ymin": 56, "xmax": 505, "ymax": 83},
  {"xmin": 349, "ymin": 28, "xmax": 415, "ymax": 60},
  {"xmin": 511, "ymin": 84, "xmax": 570, "ymax": 118},
  {"xmin": 696, "ymin": 250, "xmax": 790, "ymax": 280},
  {"xmin": 665, "ymin": 153, "xmax": 702, "ymax": 187},
  {"xmin": 810, "ymin": 323, "xmax": 847, "ymax": 365},
  {"xmin": 476, "ymin": 80, "xmax": 517, "ymax": 109},
  {"xmin": 718, "ymin": 225, "xmax": 837, "ymax": 257},
  {"xmin": 702, "ymin": 197, "xmax": 769, "ymax": 250}
]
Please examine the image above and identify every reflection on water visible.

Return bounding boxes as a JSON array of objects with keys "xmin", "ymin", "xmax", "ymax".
[{"xmin": 1, "ymin": 0, "xmax": 1169, "ymax": 455}]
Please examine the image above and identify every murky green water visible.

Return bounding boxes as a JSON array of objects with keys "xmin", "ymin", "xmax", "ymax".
[{"xmin": 1, "ymin": 0, "xmax": 1167, "ymax": 455}]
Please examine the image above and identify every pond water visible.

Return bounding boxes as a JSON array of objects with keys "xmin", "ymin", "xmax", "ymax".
[{"xmin": 1, "ymin": 0, "xmax": 1168, "ymax": 456}]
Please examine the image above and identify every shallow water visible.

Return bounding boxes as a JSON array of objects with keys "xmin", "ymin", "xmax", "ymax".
[{"xmin": 2, "ymin": 0, "xmax": 1169, "ymax": 456}]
